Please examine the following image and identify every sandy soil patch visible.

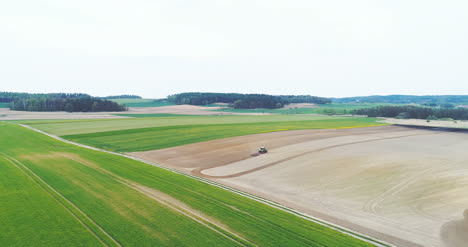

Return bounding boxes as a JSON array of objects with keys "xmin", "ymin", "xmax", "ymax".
[
  {"xmin": 0, "ymin": 104, "xmax": 269, "ymax": 120},
  {"xmin": 212, "ymin": 102, "xmax": 230, "ymax": 106},
  {"xmin": 0, "ymin": 108, "xmax": 128, "ymax": 120},
  {"xmin": 128, "ymin": 105, "xmax": 223, "ymax": 115},
  {"xmin": 130, "ymin": 126, "xmax": 399, "ymax": 172},
  {"xmin": 382, "ymin": 118, "xmax": 468, "ymax": 129},
  {"xmin": 282, "ymin": 103, "xmax": 317, "ymax": 109},
  {"xmin": 130, "ymin": 125, "xmax": 468, "ymax": 247},
  {"xmin": 127, "ymin": 105, "xmax": 270, "ymax": 115},
  {"xmin": 440, "ymin": 210, "xmax": 468, "ymax": 247}
]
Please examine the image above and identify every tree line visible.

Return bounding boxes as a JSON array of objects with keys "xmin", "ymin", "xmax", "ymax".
[
  {"xmin": 353, "ymin": 105, "xmax": 468, "ymax": 120},
  {"xmin": 0, "ymin": 92, "xmax": 126, "ymax": 112},
  {"xmin": 100, "ymin": 95, "xmax": 142, "ymax": 99},
  {"xmin": 167, "ymin": 92, "xmax": 331, "ymax": 109},
  {"xmin": 1, "ymin": 92, "xmax": 89, "ymax": 102}
]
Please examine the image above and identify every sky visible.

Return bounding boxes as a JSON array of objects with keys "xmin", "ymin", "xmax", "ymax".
[{"xmin": 1, "ymin": 0, "xmax": 467, "ymax": 98}]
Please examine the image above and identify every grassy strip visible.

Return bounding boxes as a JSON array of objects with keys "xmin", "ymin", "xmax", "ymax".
[
  {"xmin": 63, "ymin": 118, "xmax": 386, "ymax": 152},
  {"xmin": 0, "ymin": 102, "xmax": 9, "ymax": 108}
]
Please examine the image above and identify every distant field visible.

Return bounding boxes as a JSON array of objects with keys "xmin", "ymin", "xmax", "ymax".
[
  {"xmin": 0, "ymin": 103, "xmax": 9, "ymax": 108},
  {"xmin": 62, "ymin": 118, "xmax": 385, "ymax": 152},
  {"xmin": 215, "ymin": 103, "xmax": 400, "ymax": 115},
  {"xmin": 0, "ymin": 123, "xmax": 375, "ymax": 246},
  {"xmin": 109, "ymin": 98, "xmax": 174, "ymax": 107},
  {"xmin": 23, "ymin": 115, "xmax": 349, "ymax": 136},
  {"xmin": 113, "ymin": 113, "xmax": 198, "ymax": 118}
]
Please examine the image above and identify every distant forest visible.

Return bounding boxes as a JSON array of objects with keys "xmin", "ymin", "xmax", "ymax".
[
  {"xmin": 100, "ymin": 95, "xmax": 142, "ymax": 99},
  {"xmin": 167, "ymin": 93, "xmax": 331, "ymax": 109},
  {"xmin": 334, "ymin": 95, "xmax": 468, "ymax": 104},
  {"xmin": 353, "ymin": 105, "xmax": 468, "ymax": 120},
  {"xmin": 0, "ymin": 92, "xmax": 127, "ymax": 112}
]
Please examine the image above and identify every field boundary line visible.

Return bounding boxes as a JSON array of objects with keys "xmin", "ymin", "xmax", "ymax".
[
  {"xmin": 1, "ymin": 153, "xmax": 122, "ymax": 247},
  {"xmin": 20, "ymin": 124, "xmax": 392, "ymax": 247}
]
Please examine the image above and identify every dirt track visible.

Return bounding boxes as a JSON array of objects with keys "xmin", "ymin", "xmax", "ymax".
[{"xmin": 131, "ymin": 125, "xmax": 468, "ymax": 247}]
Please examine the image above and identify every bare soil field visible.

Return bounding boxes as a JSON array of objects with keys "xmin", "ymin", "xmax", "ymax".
[
  {"xmin": 130, "ymin": 125, "xmax": 468, "ymax": 247},
  {"xmin": 382, "ymin": 118, "xmax": 468, "ymax": 129},
  {"xmin": 127, "ymin": 105, "xmax": 269, "ymax": 115},
  {"xmin": 0, "ymin": 105, "xmax": 267, "ymax": 120},
  {"xmin": 0, "ymin": 108, "xmax": 128, "ymax": 120},
  {"xmin": 127, "ymin": 105, "xmax": 224, "ymax": 115},
  {"xmin": 282, "ymin": 103, "xmax": 317, "ymax": 109}
]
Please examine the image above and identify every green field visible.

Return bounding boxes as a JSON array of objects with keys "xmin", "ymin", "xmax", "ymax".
[
  {"xmin": 21, "ymin": 115, "xmax": 350, "ymax": 136},
  {"xmin": 62, "ymin": 118, "xmax": 385, "ymax": 152},
  {"xmin": 214, "ymin": 103, "xmax": 400, "ymax": 115},
  {"xmin": 0, "ymin": 102, "xmax": 9, "ymax": 108},
  {"xmin": 109, "ymin": 98, "xmax": 175, "ymax": 107},
  {"xmin": 0, "ymin": 123, "xmax": 377, "ymax": 246}
]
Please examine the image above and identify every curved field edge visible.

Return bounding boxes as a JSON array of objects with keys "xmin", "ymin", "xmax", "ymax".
[
  {"xmin": 0, "ymin": 123, "xmax": 379, "ymax": 246},
  {"xmin": 60, "ymin": 118, "xmax": 387, "ymax": 152}
]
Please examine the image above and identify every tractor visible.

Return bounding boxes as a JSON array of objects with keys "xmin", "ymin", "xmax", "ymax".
[{"xmin": 258, "ymin": 147, "xmax": 268, "ymax": 154}]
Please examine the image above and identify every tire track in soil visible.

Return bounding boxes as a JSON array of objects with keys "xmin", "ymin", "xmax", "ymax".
[{"xmin": 195, "ymin": 132, "xmax": 442, "ymax": 179}]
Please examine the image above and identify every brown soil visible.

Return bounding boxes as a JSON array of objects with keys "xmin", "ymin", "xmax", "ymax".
[
  {"xmin": 130, "ymin": 126, "xmax": 401, "ymax": 172},
  {"xmin": 282, "ymin": 103, "xmax": 317, "ymax": 109},
  {"xmin": 130, "ymin": 125, "xmax": 468, "ymax": 247},
  {"xmin": 127, "ymin": 105, "xmax": 269, "ymax": 116},
  {"xmin": 0, "ymin": 108, "xmax": 128, "ymax": 120},
  {"xmin": 0, "ymin": 104, "xmax": 268, "ymax": 120}
]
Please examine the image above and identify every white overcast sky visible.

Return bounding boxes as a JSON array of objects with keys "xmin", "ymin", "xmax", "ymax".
[{"xmin": 1, "ymin": 0, "xmax": 467, "ymax": 98}]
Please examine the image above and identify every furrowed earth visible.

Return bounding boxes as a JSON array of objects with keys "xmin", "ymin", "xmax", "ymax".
[{"xmin": 130, "ymin": 125, "xmax": 468, "ymax": 247}]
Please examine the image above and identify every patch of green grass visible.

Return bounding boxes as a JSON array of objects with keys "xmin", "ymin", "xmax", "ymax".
[
  {"xmin": 63, "ymin": 118, "xmax": 386, "ymax": 152},
  {"xmin": 0, "ymin": 102, "xmax": 9, "ymax": 108},
  {"xmin": 25, "ymin": 115, "xmax": 348, "ymax": 136},
  {"xmin": 0, "ymin": 155, "xmax": 103, "ymax": 246},
  {"xmin": 0, "ymin": 123, "xmax": 376, "ymax": 246},
  {"xmin": 109, "ymin": 98, "xmax": 174, "ymax": 107}
]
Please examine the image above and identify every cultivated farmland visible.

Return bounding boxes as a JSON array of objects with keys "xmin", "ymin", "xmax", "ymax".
[
  {"xmin": 0, "ymin": 123, "xmax": 377, "ymax": 246},
  {"xmin": 23, "ymin": 115, "xmax": 351, "ymax": 135},
  {"xmin": 23, "ymin": 116, "xmax": 384, "ymax": 152},
  {"xmin": 109, "ymin": 98, "xmax": 174, "ymax": 107},
  {"xmin": 132, "ymin": 125, "xmax": 468, "ymax": 247}
]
